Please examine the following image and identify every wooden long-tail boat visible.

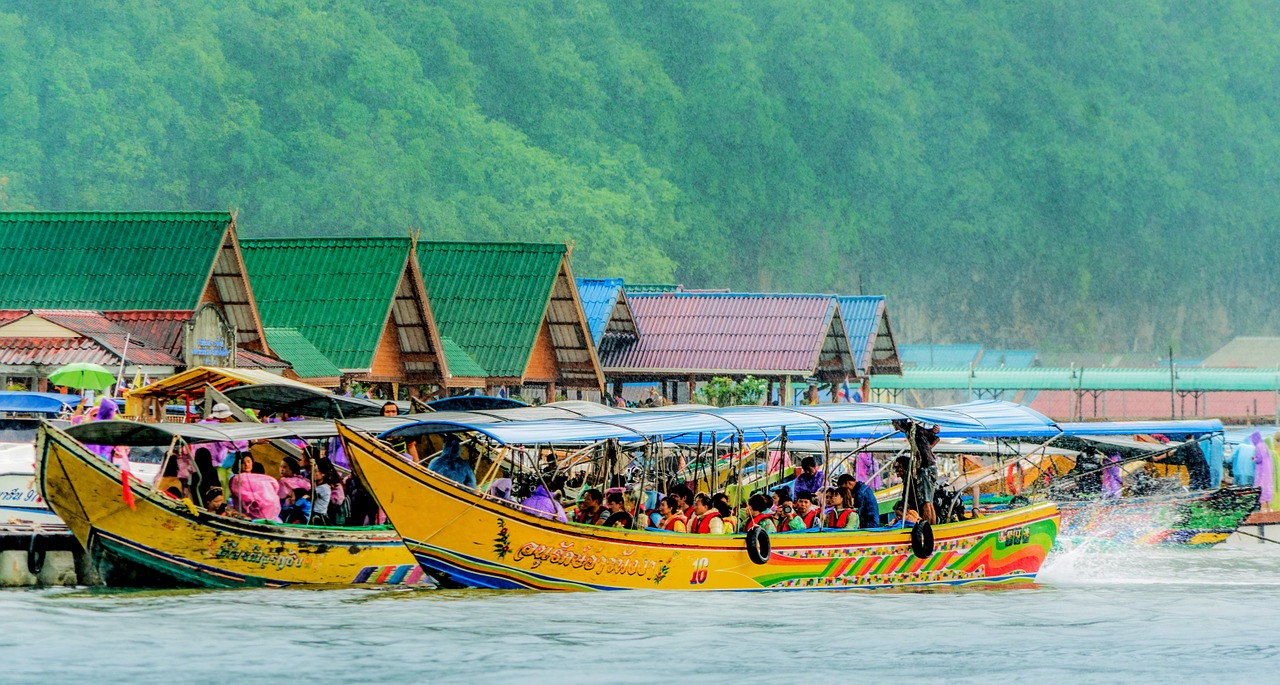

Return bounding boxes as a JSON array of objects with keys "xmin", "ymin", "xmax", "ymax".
[
  {"xmin": 339, "ymin": 421, "xmax": 1060, "ymax": 592},
  {"xmin": 37, "ymin": 422, "xmax": 426, "ymax": 587}
]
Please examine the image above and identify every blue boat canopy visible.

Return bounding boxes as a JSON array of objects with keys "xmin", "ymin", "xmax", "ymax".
[
  {"xmin": 0, "ymin": 391, "xmax": 81, "ymax": 415},
  {"xmin": 1057, "ymin": 420, "xmax": 1223, "ymax": 438},
  {"xmin": 379, "ymin": 400, "xmax": 1061, "ymax": 445}
]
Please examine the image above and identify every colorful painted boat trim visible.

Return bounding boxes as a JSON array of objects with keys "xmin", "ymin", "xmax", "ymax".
[
  {"xmin": 36, "ymin": 423, "xmax": 429, "ymax": 588},
  {"xmin": 340, "ymin": 424, "xmax": 1060, "ymax": 592}
]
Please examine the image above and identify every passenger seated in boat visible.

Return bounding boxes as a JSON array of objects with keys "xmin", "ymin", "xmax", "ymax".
[
  {"xmin": 671, "ymin": 485, "xmax": 695, "ymax": 519},
  {"xmin": 771, "ymin": 486, "xmax": 791, "ymax": 509},
  {"xmin": 711, "ymin": 493, "xmax": 737, "ymax": 532},
  {"xmin": 792, "ymin": 457, "xmax": 824, "ymax": 499},
  {"xmin": 887, "ymin": 502, "xmax": 921, "ymax": 529},
  {"xmin": 277, "ymin": 457, "xmax": 311, "ymax": 500},
  {"xmin": 794, "ymin": 491, "xmax": 822, "ymax": 529},
  {"xmin": 745, "ymin": 494, "xmax": 777, "ymax": 533},
  {"xmin": 282, "ymin": 487, "xmax": 312, "ymax": 524},
  {"xmin": 773, "ymin": 491, "xmax": 806, "ymax": 532},
  {"xmin": 657, "ymin": 495, "xmax": 688, "ymax": 532},
  {"xmin": 426, "ymin": 435, "xmax": 477, "ymax": 489},
  {"xmin": 823, "ymin": 487, "xmax": 858, "ymax": 530},
  {"xmin": 573, "ymin": 488, "xmax": 609, "ymax": 525},
  {"xmin": 521, "ymin": 484, "xmax": 569, "ymax": 523},
  {"xmin": 688, "ymin": 493, "xmax": 725, "ymax": 534},
  {"xmin": 230, "ymin": 457, "xmax": 282, "ymax": 521},
  {"xmin": 837, "ymin": 474, "xmax": 881, "ymax": 529},
  {"xmin": 603, "ymin": 491, "xmax": 634, "ymax": 529},
  {"xmin": 203, "ymin": 487, "xmax": 247, "ymax": 519}
]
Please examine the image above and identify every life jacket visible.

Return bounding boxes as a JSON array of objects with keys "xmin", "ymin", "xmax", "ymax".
[
  {"xmin": 747, "ymin": 512, "xmax": 773, "ymax": 531},
  {"xmin": 684, "ymin": 505, "xmax": 697, "ymax": 520},
  {"xmin": 1006, "ymin": 463, "xmax": 1024, "ymax": 495},
  {"xmin": 826, "ymin": 508, "xmax": 854, "ymax": 529},
  {"xmin": 662, "ymin": 514, "xmax": 688, "ymax": 531},
  {"xmin": 801, "ymin": 508, "xmax": 821, "ymax": 529},
  {"xmin": 688, "ymin": 511, "xmax": 720, "ymax": 534}
]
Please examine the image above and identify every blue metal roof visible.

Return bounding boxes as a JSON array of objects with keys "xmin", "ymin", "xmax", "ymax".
[
  {"xmin": 976, "ymin": 349, "xmax": 1039, "ymax": 368},
  {"xmin": 576, "ymin": 278, "xmax": 637, "ymax": 347},
  {"xmin": 836, "ymin": 296, "xmax": 882, "ymax": 372},
  {"xmin": 899, "ymin": 344, "xmax": 985, "ymax": 368}
]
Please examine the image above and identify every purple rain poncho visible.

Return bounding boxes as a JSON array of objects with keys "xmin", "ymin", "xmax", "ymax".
[
  {"xmin": 856, "ymin": 452, "xmax": 882, "ymax": 490},
  {"xmin": 1101, "ymin": 452, "xmax": 1122, "ymax": 499},
  {"xmin": 1251, "ymin": 432, "xmax": 1274, "ymax": 506},
  {"xmin": 520, "ymin": 485, "xmax": 568, "ymax": 522}
]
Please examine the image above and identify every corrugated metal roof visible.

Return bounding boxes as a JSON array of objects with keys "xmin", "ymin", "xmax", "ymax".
[
  {"xmin": 103, "ymin": 310, "xmax": 190, "ymax": 355},
  {"xmin": 416, "ymin": 241, "xmax": 564, "ymax": 379},
  {"xmin": 16, "ymin": 310, "xmax": 183, "ymax": 366},
  {"xmin": 236, "ymin": 349, "xmax": 291, "ymax": 370},
  {"xmin": 576, "ymin": 278, "xmax": 639, "ymax": 348},
  {"xmin": 0, "ymin": 337, "xmax": 119, "ymax": 367},
  {"xmin": 241, "ymin": 238, "xmax": 412, "ymax": 371},
  {"xmin": 624, "ymin": 283, "xmax": 681, "ymax": 293},
  {"xmin": 871, "ymin": 367, "xmax": 1280, "ymax": 392},
  {"xmin": 600, "ymin": 293, "xmax": 856, "ymax": 377},
  {"xmin": 835, "ymin": 295, "xmax": 901, "ymax": 375},
  {"xmin": 0, "ymin": 211, "xmax": 231, "ymax": 310},
  {"xmin": 440, "ymin": 337, "xmax": 487, "ymax": 378},
  {"xmin": 262, "ymin": 327, "xmax": 342, "ymax": 379},
  {"xmin": 899, "ymin": 344, "xmax": 985, "ymax": 368}
]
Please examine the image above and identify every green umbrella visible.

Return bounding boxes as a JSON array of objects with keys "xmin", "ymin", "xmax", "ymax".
[{"xmin": 48, "ymin": 362, "xmax": 117, "ymax": 392}]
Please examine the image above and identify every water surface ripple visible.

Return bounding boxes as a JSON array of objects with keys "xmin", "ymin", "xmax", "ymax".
[{"xmin": 2, "ymin": 546, "xmax": 1276, "ymax": 684}]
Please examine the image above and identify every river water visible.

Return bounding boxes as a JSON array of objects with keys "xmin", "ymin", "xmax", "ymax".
[{"xmin": 0, "ymin": 545, "xmax": 1276, "ymax": 684}]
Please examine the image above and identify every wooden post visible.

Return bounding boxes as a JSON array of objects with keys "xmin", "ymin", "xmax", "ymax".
[
  {"xmin": 391, "ymin": 382, "xmax": 400, "ymax": 401},
  {"xmin": 783, "ymin": 375, "xmax": 791, "ymax": 405},
  {"xmin": 687, "ymin": 375, "xmax": 696, "ymax": 405},
  {"xmin": 547, "ymin": 381, "xmax": 557, "ymax": 403}
]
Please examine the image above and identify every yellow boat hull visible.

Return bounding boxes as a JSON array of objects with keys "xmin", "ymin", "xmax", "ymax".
[
  {"xmin": 341, "ymin": 424, "xmax": 1060, "ymax": 592},
  {"xmin": 37, "ymin": 423, "xmax": 425, "ymax": 588}
]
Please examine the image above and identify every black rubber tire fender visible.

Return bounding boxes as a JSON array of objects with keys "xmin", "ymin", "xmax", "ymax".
[
  {"xmin": 27, "ymin": 535, "xmax": 45, "ymax": 575},
  {"xmin": 746, "ymin": 526, "xmax": 771, "ymax": 565},
  {"xmin": 911, "ymin": 520, "xmax": 935, "ymax": 559}
]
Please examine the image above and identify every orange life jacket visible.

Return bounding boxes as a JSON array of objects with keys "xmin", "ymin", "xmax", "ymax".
[
  {"xmin": 801, "ymin": 508, "xmax": 821, "ymax": 528},
  {"xmin": 825, "ymin": 508, "xmax": 854, "ymax": 529},
  {"xmin": 689, "ymin": 511, "xmax": 721, "ymax": 534},
  {"xmin": 662, "ymin": 514, "xmax": 688, "ymax": 531},
  {"xmin": 747, "ymin": 512, "xmax": 773, "ymax": 530}
]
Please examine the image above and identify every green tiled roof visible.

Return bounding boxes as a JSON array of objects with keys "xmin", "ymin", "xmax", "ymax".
[
  {"xmin": 262, "ymin": 327, "xmax": 343, "ymax": 380},
  {"xmin": 417, "ymin": 241, "xmax": 564, "ymax": 378},
  {"xmin": 0, "ymin": 211, "xmax": 231, "ymax": 309},
  {"xmin": 242, "ymin": 237, "xmax": 409, "ymax": 371},
  {"xmin": 440, "ymin": 336, "xmax": 487, "ymax": 378}
]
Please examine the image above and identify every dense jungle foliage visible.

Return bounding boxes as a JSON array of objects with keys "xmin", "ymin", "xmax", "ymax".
[{"xmin": 1, "ymin": 0, "xmax": 1278, "ymax": 354}]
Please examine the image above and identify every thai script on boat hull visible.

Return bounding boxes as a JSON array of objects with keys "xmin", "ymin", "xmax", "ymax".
[
  {"xmin": 213, "ymin": 539, "xmax": 311, "ymax": 571},
  {"xmin": 512, "ymin": 540, "xmax": 667, "ymax": 581}
]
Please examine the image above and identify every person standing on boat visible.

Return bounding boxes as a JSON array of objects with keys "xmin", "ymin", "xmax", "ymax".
[
  {"xmin": 1251, "ymin": 432, "xmax": 1274, "ymax": 511},
  {"xmin": 1101, "ymin": 452, "xmax": 1123, "ymax": 499},
  {"xmin": 688, "ymin": 493, "xmax": 725, "ymax": 534},
  {"xmin": 894, "ymin": 420, "xmax": 939, "ymax": 525},
  {"xmin": 1179, "ymin": 438, "xmax": 1211, "ymax": 491}
]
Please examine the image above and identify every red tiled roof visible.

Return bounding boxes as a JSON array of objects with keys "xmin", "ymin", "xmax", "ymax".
[
  {"xmin": 237, "ymin": 348, "xmax": 291, "ymax": 369},
  {"xmin": 0, "ymin": 309, "xmax": 183, "ymax": 366},
  {"xmin": 103, "ymin": 310, "xmax": 190, "ymax": 355},
  {"xmin": 0, "ymin": 311, "xmax": 25, "ymax": 327},
  {"xmin": 600, "ymin": 293, "xmax": 851, "ymax": 376},
  {"xmin": 0, "ymin": 337, "xmax": 120, "ymax": 366}
]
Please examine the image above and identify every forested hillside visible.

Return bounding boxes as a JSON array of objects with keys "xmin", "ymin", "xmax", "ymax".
[{"xmin": 2, "ymin": 0, "xmax": 1278, "ymax": 354}]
